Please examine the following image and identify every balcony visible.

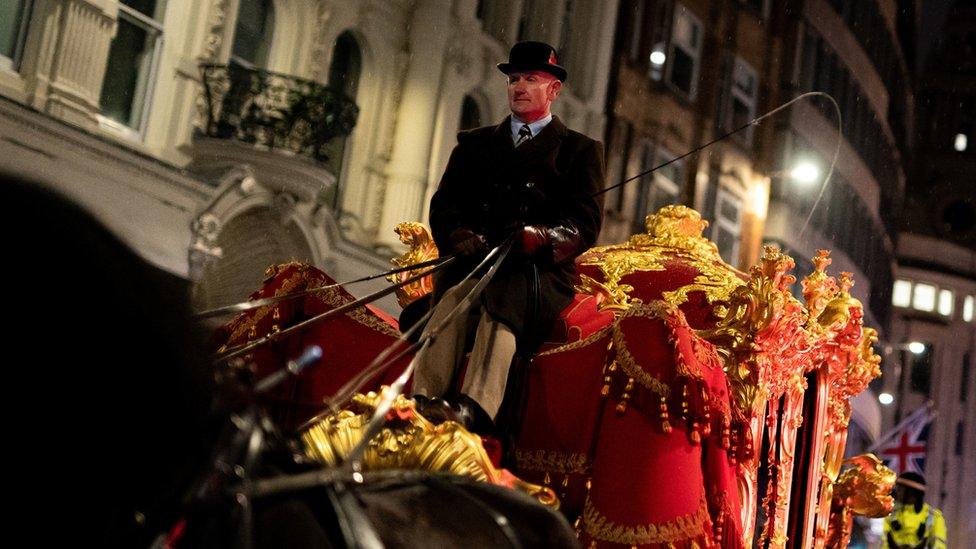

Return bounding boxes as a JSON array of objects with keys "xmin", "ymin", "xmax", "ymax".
[
  {"xmin": 198, "ymin": 63, "xmax": 358, "ymax": 165},
  {"xmin": 191, "ymin": 63, "xmax": 360, "ymax": 208}
]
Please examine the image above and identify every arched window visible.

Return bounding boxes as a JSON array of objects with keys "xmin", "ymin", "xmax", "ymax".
[
  {"xmin": 459, "ymin": 95, "xmax": 482, "ymax": 130},
  {"xmin": 323, "ymin": 32, "xmax": 362, "ymax": 207},
  {"xmin": 194, "ymin": 208, "xmax": 313, "ymax": 310},
  {"xmin": 328, "ymin": 32, "xmax": 362, "ymax": 98},
  {"xmin": 231, "ymin": 0, "xmax": 275, "ymax": 68}
]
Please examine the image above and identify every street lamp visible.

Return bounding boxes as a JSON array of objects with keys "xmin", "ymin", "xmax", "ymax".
[
  {"xmin": 878, "ymin": 392, "xmax": 894, "ymax": 405},
  {"xmin": 650, "ymin": 49, "xmax": 666, "ymax": 66},
  {"xmin": 649, "ymin": 45, "xmax": 666, "ymax": 81},
  {"xmin": 789, "ymin": 161, "xmax": 820, "ymax": 185},
  {"xmin": 882, "ymin": 341, "xmax": 927, "ymax": 356}
]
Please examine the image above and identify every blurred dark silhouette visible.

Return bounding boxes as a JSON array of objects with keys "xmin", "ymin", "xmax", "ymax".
[{"xmin": 1, "ymin": 175, "xmax": 213, "ymax": 547}]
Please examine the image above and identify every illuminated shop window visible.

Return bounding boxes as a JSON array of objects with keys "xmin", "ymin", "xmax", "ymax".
[
  {"xmin": 938, "ymin": 289, "xmax": 954, "ymax": 317},
  {"xmin": 964, "ymin": 295, "xmax": 974, "ymax": 322},
  {"xmin": 912, "ymin": 283, "xmax": 936, "ymax": 312},
  {"xmin": 892, "ymin": 279, "xmax": 912, "ymax": 307}
]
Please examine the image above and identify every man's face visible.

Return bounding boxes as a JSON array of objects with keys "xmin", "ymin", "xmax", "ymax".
[{"xmin": 507, "ymin": 71, "xmax": 561, "ymax": 122}]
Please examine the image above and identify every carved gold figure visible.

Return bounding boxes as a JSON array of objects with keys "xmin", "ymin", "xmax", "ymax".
[
  {"xmin": 825, "ymin": 454, "xmax": 896, "ymax": 548},
  {"xmin": 387, "ymin": 222, "xmax": 439, "ymax": 307}
]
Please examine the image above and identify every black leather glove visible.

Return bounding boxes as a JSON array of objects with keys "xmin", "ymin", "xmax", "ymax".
[
  {"xmin": 449, "ymin": 228, "xmax": 487, "ymax": 256},
  {"xmin": 518, "ymin": 225, "xmax": 551, "ymax": 256},
  {"xmin": 517, "ymin": 224, "xmax": 583, "ymax": 263}
]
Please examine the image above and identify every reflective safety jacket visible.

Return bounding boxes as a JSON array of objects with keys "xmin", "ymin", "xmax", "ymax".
[{"xmin": 883, "ymin": 503, "xmax": 947, "ymax": 549}]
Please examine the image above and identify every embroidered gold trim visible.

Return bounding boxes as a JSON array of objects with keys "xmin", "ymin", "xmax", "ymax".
[
  {"xmin": 535, "ymin": 325, "xmax": 613, "ymax": 357},
  {"xmin": 225, "ymin": 265, "xmax": 309, "ymax": 344},
  {"xmin": 581, "ymin": 496, "xmax": 712, "ymax": 545},
  {"xmin": 312, "ymin": 285, "xmax": 400, "ymax": 337},
  {"xmin": 515, "ymin": 450, "xmax": 592, "ymax": 475},
  {"xmin": 611, "ymin": 321, "xmax": 671, "ymax": 397}
]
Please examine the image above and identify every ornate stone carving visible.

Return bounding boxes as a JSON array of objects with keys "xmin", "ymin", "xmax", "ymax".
[{"xmin": 201, "ymin": 0, "xmax": 231, "ymax": 62}]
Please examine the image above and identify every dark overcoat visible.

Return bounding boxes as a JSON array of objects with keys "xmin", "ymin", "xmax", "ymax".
[{"xmin": 429, "ymin": 115, "xmax": 605, "ymax": 348}]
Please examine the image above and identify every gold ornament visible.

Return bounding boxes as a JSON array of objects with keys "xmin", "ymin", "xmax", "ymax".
[
  {"xmin": 387, "ymin": 222, "xmax": 439, "ymax": 307},
  {"xmin": 577, "ymin": 206, "xmax": 745, "ymax": 312},
  {"xmin": 825, "ymin": 454, "xmax": 896, "ymax": 548},
  {"xmin": 301, "ymin": 389, "xmax": 558, "ymax": 508}
]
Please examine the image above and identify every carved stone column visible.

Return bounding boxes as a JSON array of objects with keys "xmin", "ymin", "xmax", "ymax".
[
  {"xmin": 33, "ymin": 0, "xmax": 118, "ymax": 129},
  {"xmin": 376, "ymin": 0, "xmax": 451, "ymax": 247},
  {"xmin": 483, "ymin": 0, "xmax": 523, "ymax": 45},
  {"xmin": 524, "ymin": 0, "xmax": 565, "ymax": 46}
]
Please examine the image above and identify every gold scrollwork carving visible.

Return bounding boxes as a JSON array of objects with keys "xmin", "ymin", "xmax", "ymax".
[
  {"xmin": 301, "ymin": 389, "xmax": 558, "ymax": 508},
  {"xmin": 578, "ymin": 206, "xmax": 745, "ymax": 312}
]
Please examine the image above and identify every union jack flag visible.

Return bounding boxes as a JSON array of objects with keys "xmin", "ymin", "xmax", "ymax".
[{"xmin": 871, "ymin": 404, "xmax": 935, "ymax": 475}]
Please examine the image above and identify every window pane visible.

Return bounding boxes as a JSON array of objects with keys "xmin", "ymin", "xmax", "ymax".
[
  {"xmin": 99, "ymin": 15, "xmax": 157, "ymax": 128},
  {"xmin": 892, "ymin": 279, "xmax": 912, "ymax": 307},
  {"xmin": 912, "ymin": 283, "xmax": 936, "ymax": 312},
  {"xmin": 670, "ymin": 48, "xmax": 694, "ymax": 94},
  {"xmin": 121, "ymin": 0, "xmax": 164, "ymax": 20},
  {"xmin": 715, "ymin": 225, "xmax": 738, "ymax": 264},
  {"xmin": 938, "ymin": 289, "xmax": 954, "ymax": 316},
  {"xmin": 733, "ymin": 63, "xmax": 756, "ymax": 96},
  {"xmin": 909, "ymin": 343, "xmax": 932, "ymax": 394},
  {"xmin": 719, "ymin": 195, "xmax": 741, "ymax": 223},
  {"xmin": 649, "ymin": 181, "xmax": 679, "ymax": 213},
  {"xmin": 328, "ymin": 32, "xmax": 362, "ymax": 98},
  {"xmin": 655, "ymin": 150, "xmax": 683, "ymax": 184},
  {"xmin": 0, "ymin": 0, "xmax": 29, "ymax": 59},
  {"xmin": 232, "ymin": 0, "xmax": 274, "ymax": 68},
  {"xmin": 964, "ymin": 295, "xmax": 974, "ymax": 322}
]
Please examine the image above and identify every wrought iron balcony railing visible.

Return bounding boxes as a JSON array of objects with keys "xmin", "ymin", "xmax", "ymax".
[{"xmin": 198, "ymin": 63, "xmax": 359, "ymax": 163}]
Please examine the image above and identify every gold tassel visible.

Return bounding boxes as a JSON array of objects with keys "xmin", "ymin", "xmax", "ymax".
[
  {"xmin": 616, "ymin": 376, "xmax": 633, "ymax": 413},
  {"xmin": 659, "ymin": 395, "xmax": 672, "ymax": 433}
]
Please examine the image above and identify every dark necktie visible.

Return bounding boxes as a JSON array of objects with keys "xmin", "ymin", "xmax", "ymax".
[{"xmin": 515, "ymin": 124, "xmax": 532, "ymax": 147}]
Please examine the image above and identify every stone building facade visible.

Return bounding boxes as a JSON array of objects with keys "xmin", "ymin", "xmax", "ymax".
[{"xmin": 0, "ymin": 0, "xmax": 618, "ymax": 313}]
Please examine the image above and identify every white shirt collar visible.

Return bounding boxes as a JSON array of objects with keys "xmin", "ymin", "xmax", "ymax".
[{"xmin": 510, "ymin": 114, "xmax": 553, "ymax": 144}]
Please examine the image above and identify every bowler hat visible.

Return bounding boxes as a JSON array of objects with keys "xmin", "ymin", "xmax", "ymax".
[{"xmin": 497, "ymin": 41, "xmax": 567, "ymax": 82}]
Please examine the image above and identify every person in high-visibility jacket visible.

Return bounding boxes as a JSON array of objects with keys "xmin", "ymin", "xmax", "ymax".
[{"xmin": 883, "ymin": 472, "xmax": 947, "ymax": 549}]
